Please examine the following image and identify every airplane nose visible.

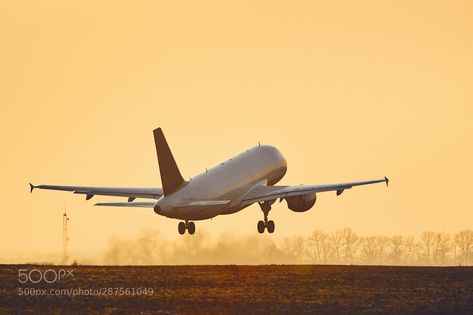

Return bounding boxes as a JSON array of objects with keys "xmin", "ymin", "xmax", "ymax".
[
  {"xmin": 281, "ymin": 154, "xmax": 287, "ymax": 168},
  {"xmin": 154, "ymin": 205, "xmax": 161, "ymax": 214},
  {"xmin": 265, "ymin": 145, "xmax": 287, "ymax": 167},
  {"xmin": 276, "ymin": 148, "xmax": 287, "ymax": 168}
]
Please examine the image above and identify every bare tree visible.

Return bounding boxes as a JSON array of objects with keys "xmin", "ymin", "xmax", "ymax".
[
  {"xmin": 421, "ymin": 231, "xmax": 436, "ymax": 265},
  {"xmin": 302, "ymin": 229, "xmax": 471, "ymax": 266},
  {"xmin": 360, "ymin": 236, "xmax": 377, "ymax": 264},
  {"xmin": 374, "ymin": 236, "xmax": 390, "ymax": 264},
  {"xmin": 452, "ymin": 239, "xmax": 460, "ymax": 265},
  {"xmin": 432, "ymin": 232, "xmax": 451, "ymax": 265},
  {"xmin": 307, "ymin": 230, "xmax": 331, "ymax": 264},
  {"xmin": 454, "ymin": 230, "xmax": 473, "ymax": 265},
  {"xmin": 282, "ymin": 236, "xmax": 306, "ymax": 263},
  {"xmin": 340, "ymin": 228, "xmax": 359, "ymax": 264},
  {"xmin": 389, "ymin": 235, "xmax": 404, "ymax": 265},
  {"xmin": 330, "ymin": 230, "xmax": 344, "ymax": 264},
  {"xmin": 403, "ymin": 236, "xmax": 421, "ymax": 265}
]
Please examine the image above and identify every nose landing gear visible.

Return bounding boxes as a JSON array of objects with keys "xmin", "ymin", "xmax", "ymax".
[
  {"xmin": 257, "ymin": 201, "xmax": 275, "ymax": 234},
  {"xmin": 178, "ymin": 221, "xmax": 196, "ymax": 235}
]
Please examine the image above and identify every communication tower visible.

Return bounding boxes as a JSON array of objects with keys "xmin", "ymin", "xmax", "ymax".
[{"xmin": 62, "ymin": 203, "xmax": 70, "ymax": 264}]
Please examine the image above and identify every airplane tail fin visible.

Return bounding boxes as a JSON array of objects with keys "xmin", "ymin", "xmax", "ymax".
[{"xmin": 153, "ymin": 128, "xmax": 186, "ymax": 196}]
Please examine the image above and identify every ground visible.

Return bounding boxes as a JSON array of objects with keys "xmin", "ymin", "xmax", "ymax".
[{"xmin": 0, "ymin": 265, "xmax": 472, "ymax": 314}]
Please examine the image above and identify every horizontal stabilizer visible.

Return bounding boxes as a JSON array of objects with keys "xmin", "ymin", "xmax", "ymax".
[
  {"xmin": 94, "ymin": 202, "xmax": 155, "ymax": 208},
  {"xmin": 175, "ymin": 200, "xmax": 231, "ymax": 207}
]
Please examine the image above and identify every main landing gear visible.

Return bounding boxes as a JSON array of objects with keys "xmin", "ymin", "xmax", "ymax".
[
  {"xmin": 178, "ymin": 221, "xmax": 195, "ymax": 235},
  {"xmin": 257, "ymin": 201, "xmax": 275, "ymax": 234}
]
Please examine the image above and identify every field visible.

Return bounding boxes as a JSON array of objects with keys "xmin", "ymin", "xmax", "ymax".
[{"xmin": 1, "ymin": 265, "xmax": 472, "ymax": 314}]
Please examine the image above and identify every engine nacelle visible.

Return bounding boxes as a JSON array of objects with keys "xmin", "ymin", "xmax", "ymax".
[{"xmin": 285, "ymin": 194, "xmax": 316, "ymax": 212}]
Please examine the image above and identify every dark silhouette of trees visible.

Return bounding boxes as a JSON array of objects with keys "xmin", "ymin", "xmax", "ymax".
[
  {"xmin": 297, "ymin": 229, "xmax": 473, "ymax": 266},
  {"xmin": 455, "ymin": 230, "xmax": 473, "ymax": 265},
  {"xmin": 340, "ymin": 228, "xmax": 359, "ymax": 264},
  {"xmin": 282, "ymin": 236, "xmax": 306, "ymax": 263},
  {"xmin": 389, "ymin": 235, "xmax": 404, "ymax": 265},
  {"xmin": 360, "ymin": 236, "xmax": 377, "ymax": 264},
  {"xmin": 421, "ymin": 231, "xmax": 436, "ymax": 264},
  {"xmin": 433, "ymin": 232, "xmax": 451, "ymax": 265},
  {"xmin": 307, "ymin": 230, "xmax": 331, "ymax": 264},
  {"xmin": 330, "ymin": 230, "xmax": 344, "ymax": 264},
  {"xmin": 402, "ymin": 236, "xmax": 420, "ymax": 265},
  {"xmin": 374, "ymin": 236, "xmax": 390, "ymax": 264}
]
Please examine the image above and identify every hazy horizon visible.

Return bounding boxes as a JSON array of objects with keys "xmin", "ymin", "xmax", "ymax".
[{"xmin": 2, "ymin": 227, "xmax": 472, "ymax": 266}]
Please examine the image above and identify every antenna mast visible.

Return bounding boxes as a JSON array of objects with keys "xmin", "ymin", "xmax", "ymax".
[{"xmin": 62, "ymin": 202, "xmax": 70, "ymax": 264}]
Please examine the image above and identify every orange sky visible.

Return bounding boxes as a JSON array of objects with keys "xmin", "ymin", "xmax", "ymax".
[{"xmin": 0, "ymin": 1, "xmax": 472, "ymax": 259}]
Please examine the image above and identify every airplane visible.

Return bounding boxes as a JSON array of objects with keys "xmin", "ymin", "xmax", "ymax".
[{"xmin": 30, "ymin": 128, "xmax": 388, "ymax": 235}]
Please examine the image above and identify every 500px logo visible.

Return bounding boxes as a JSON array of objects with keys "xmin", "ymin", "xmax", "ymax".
[{"xmin": 18, "ymin": 269, "xmax": 74, "ymax": 284}]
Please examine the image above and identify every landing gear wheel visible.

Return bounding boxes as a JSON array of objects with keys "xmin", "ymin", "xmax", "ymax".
[
  {"xmin": 187, "ymin": 221, "xmax": 196, "ymax": 235},
  {"xmin": 178, "ymin": 222, "xmax": 186, "ymax": 235},
  {"xmin": 258, "ymin": 200, "xmax": 276, "ymax": 234},
  {"xmin": 257, "ymin": 220, "xmax": 265, "ymax": 234}
]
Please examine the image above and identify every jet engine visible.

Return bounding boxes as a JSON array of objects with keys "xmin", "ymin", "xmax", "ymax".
[{"xmin": 285, "ymin": 194, "xmax": 316, "ymax": 212}]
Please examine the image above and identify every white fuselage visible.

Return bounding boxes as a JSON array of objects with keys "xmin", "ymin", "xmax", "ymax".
[{"xmin": 154, "ymin": 145, "xmax": 287, "ymax": 220}]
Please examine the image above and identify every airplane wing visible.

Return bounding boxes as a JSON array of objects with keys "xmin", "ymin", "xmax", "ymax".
[
  {"xmin": 29, "ymin": 183, "xmax": 163, "ymax": 201},
  {"xmin": 94, "ymin": 202, "xmax": 156, "ymax": 208},
  {"xmin": 241, "ymin": 177, "xmax": 389, "ymax": 205}
]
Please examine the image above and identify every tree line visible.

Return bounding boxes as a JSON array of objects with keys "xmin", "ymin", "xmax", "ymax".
[{"xmin": 281, "ymin": 229, "xmax": 473, "ymax": 265}]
